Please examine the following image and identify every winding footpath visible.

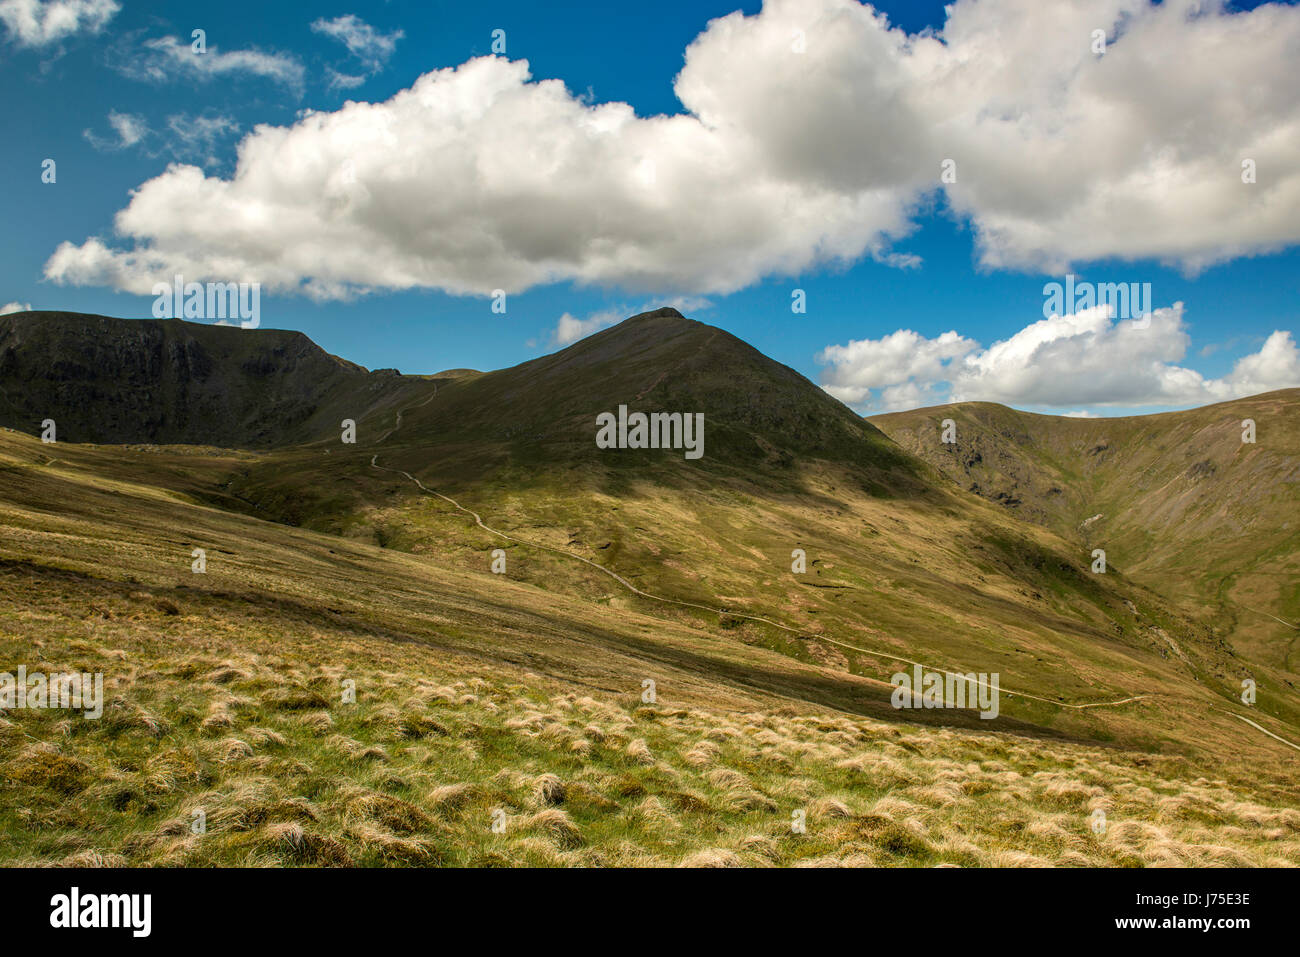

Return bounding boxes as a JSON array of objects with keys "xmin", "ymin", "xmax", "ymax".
[
  {"xmin": 369, "ymin": 445, "xmax": 1300, "ymax": 753},
  {"xmin": 364, "ymin": 397, "xmax": 1293, "ymax": 748},
  {"xmin": 1220, "ymin": 710, "xmax": 1300, "ymax": 753},
  {"xmin": 367, "ymin": 398, "xmax": 1153, "ymax": 714}
]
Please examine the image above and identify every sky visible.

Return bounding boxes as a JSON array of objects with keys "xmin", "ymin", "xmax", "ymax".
[{"xmin": 1, "ymin": 0, "xmax": 1298, "ymax": 417}]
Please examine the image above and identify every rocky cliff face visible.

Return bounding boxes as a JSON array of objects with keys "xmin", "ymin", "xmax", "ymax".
[{"xmin": 0, "ymin": 312, "xmax": 406, "ymax": 447}]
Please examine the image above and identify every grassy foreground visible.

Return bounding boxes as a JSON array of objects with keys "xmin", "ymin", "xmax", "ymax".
[
  {"xmin": 3, "ymin": 572, "xmax": 1298, "ymax": 868},
  {"xmin": 1, "ymin": 413, "xmax": 1297, "ymax": 867}
]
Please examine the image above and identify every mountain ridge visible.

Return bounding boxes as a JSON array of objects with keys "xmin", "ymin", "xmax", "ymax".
[
  {"xmin": 0, "ymin": 310, "xmax": 419, "ymax": 447},
  {"xmin": 1, "ymin": 307, "xmax": 1297, "ymax": 771},
  {"xmin": 0, "ymin": 308, "xmax": 925, "ymax": 492},
  {"xmin": 871, "ymin": 392, "xmax": 1300, "ymax": 673}
]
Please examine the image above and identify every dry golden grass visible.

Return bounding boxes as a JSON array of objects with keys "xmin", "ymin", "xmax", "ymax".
[
  {"xmin": 3, "ymin": 429, "xmax": 1298, "ymax": 867},
  {"xmin": 4, "ymin": 604, "xmax": 1299, "ymax": 867}
]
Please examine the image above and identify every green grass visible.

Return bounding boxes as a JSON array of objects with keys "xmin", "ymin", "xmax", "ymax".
[
  {"xmin": 2, "ymin": 312, "xmax": 1298, "ymax": 867},
  {"xmin": 5, "ymin": 614, "xmax": 1298, "ymax": 867},
  {"xmin": 2, "ymin": 423, "xmax": 1300, "ymax": 866}
]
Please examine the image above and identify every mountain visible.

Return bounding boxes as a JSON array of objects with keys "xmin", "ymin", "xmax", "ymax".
[
  {"xmin": 3, "ymin": 307, "xmax": 1298, "ymax": 867},
  {"xmin": 387, "ymin": 306, "xmax": 920, "ymax": 477},
  {"xmin": 870, "ymin": 394, "xmax": 1300, "ymax": 674},
  {"xmin": 0, "ymin": 310, "xmax": 423, "ymax": 447},
  {"xmin": 0, "ymin": 309, "xmax": 1273, "ymax": 730},
  {"xmin": 0, "ymin": 306, "xmax": 925, "ymax": 491},
  {"xmin": 187, "ymin": 308, "xmax": 1294, "ymax": 753}
]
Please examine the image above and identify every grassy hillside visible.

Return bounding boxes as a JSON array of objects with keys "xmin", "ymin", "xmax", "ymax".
[
  {"xmin": 2, "ymin": 310, "xmax": 1297, "ymax": 867},
  {"xmin": 2, "ymin": 428, "xmax": 1297, "ymax": 867},
  {"xmin": 871, "ymin": 393, "xmax": 1300, "ymax": 677},
  {"xmin": 208, "ymin": 313, "xmax": 1297, "ymax": 751}
]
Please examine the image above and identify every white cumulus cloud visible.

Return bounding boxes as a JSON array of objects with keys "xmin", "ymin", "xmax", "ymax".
[
  {"xmin": 83, "ymin": 110, "xmax": 148, "ymax": 151},
  {"xmin": 550, "ymin": 296, "xmax": 711, "ymax": 346},
  {"xmin": 817, "ymin": 329, "xmax": 979, "ymax": 406},
  {"xmin": 553, "ymin": 309, "xmax": 625, "ymax": 347},
  {"xmin": 163, "ymin": 113, "xmax": 240, "ymax": 164},
  {"xmin": 1, "ymin": 301, "xmax": 32, "ymax": 315},
  {"xmin": 43, "ymin": 0, "xmax": 1300, "ymax": 301},
  {"xmin": 818, "ymin": 304, "xmax": 1300, "ymax": 412}
]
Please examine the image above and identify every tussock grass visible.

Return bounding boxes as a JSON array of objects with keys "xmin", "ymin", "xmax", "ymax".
[
  {"xmin": 2, "ymin": 426, "xmax": 1298, "ymax": 868},
  {"xmin": 5, "ymin": 613, "xmax": 1298, "ymax": 867}
]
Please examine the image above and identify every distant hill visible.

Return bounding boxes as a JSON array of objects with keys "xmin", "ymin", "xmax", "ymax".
[
  {"xmin": 3, "ymin": 305, "xmax": 1298, "ymax": 868},
  {"xmin": 871, "ymin": 393, "xmax": 1300, "ymax": 670},
  {"xmin": 0, "ymin": 311, "xmax": 420, "ymax": 446},
  {"xmin": 364, "ymin": 306, "xmax": 927, "ymax": 494},
  {"xmin": 2, "ymin": 306, "xmax": 1296, "ymax": 758},
  {"xmin": 0, "ymin": 308, "xmax": 922, "ymax": 491}
]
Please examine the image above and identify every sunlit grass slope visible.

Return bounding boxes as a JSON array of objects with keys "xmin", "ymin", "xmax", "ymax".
[
  {"xmin": 872, "ymin": 391, "xmax": 1300, "ymax": 676},
  {"xmin": 2, "ymin": 430, "xmax": 1298, "ymax": 867}
]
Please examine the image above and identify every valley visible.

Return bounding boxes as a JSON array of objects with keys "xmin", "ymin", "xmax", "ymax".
[{"xmin": 1, "ymin": 308, "xmax": 1296, "ymax": 867}]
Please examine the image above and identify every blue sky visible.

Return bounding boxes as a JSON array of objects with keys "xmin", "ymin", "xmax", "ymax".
[{"xmin": 2, "ymin": 0, "xmax": 1297, "ymax": 416}]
